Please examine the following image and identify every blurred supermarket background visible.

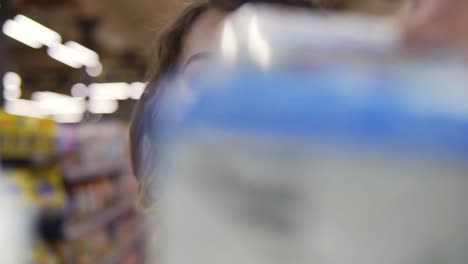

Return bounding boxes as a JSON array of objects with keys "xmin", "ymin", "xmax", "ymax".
[
  {"xmin": 2, "ymin": 0, "xmax": 468, "ymax": 263},
  {"xmin": 0, "ymin": 0, "xmax": 184, "ymax": 263}
]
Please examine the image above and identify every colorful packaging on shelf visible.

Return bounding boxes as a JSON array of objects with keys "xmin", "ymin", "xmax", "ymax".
[
  {"xmin": 57, "ymin": 122, "xmax": 127, "ymax": 182},
  {"xmin": 0, "ymin": 110, "xmax": 56, "ymax": 160},
  {"xmin": 1, "ymin": 111, "xmax": 139, "ymax": 262},
  {"xmin": 0, "ymin": 177, "xmax": 36, "ymax": 264}
]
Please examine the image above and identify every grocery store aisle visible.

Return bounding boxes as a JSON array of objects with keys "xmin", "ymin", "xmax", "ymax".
[
  {"xmin": 1, "ymin": 111, "xmax": 144, "ymax": 263},
  {"xmin": 0, "ymin": 0, "xmax": 155, "ymax": 262}
]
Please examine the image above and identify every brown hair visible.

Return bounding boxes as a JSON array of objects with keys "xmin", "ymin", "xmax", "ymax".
[
  {"xmin": 131, "ymin": 0, "xmax": 320, "ymax": 207},
  {"xmin": 147, "ymin": 0, "xmax": 318, "ymax": 84}
]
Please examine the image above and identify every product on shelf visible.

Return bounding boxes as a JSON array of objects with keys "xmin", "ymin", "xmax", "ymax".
[
  {"xmin": 1, "ymin": 110, "xmax": 143, "ymax": 264},
  {"xmin": 0, "ymin": 110, "xmax": 56, "ymax": 161},
  {"xmin": 58, "ymin": 123, "xmax": 127, "ymax": 182},
  {"xmin": 0, "ymin": 176, "xmax": 36, "ymax": 264},
  {"xmin": 68, "ymin": 178, "xmax": 118, "ymax": 223}
]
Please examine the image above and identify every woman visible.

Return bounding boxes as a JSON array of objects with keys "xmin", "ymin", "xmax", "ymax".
[
  {"xmin": 130, "ymin": 0, "xmax": 406, "ymax": 207},
  {"xmin": 130, "ymin": 0, "xmax": 322, "ymax": 208}
]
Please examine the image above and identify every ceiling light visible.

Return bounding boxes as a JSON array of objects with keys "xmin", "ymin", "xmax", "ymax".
[
  {"xmin": 47, "ymin": 44, "xmax": 82, "ymax": 68},
  {"xmin": 31, "ymin": 91, "xmax": 73, "ymax": 101},
  {"xmin": 85, "ymin": 62, "xmax": 103, "ymax": 77},
  {"xmin": 3, "ymin": 72, "xmax": 21, "ymax": 88},
  {"xmin": 47, "ymin": 42, "xmax": 102, "ymax": 70},
  {"xmin": 71, "ymin": 83, "xmax": 88, "ymax": 98},
  {"xmin": 54, "ymin": 113, "xmax": 83, "ymax": 123},
  {"xmin": 32, "ymin": 91, "xmax": 86, "ymax": 115},
  {"xmin": 88, "ymin": 83, "xmax": 130, "ymax": 100},
  {"xmin": 3, "ymin": 88, "xmax": 21, "ymax": 101},
  {"xmin": 65, "ymin": 41, "xmax": 99, "ymax": 67},
  {"xmin": 5, "ymin": 99, "xmax": 45, "ymax": 118},
  {"xmin": 2, "ymin": 72, "xmax": 22, "ymax": 100},
  {"xmin": 2, "ymin": 19, "xmax": 42, "ymax": 48},
  {"xmin": 88, "ymin": 99, "xmax": 119, "ymax": 114},
  {"xmin": 129, "ymin": 82, "xmax": 146, "ymax": 99},
  {"xmin": 14, "ymin": 15, "xmax": 61, "ymax": 47}
]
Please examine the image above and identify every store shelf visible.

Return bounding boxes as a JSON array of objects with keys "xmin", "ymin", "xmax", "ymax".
[
  {"xmin": 64, "ymin": 163, "xmax": 121, "ymax": 184},
  {"xmin": 1, "ymin": 156, "xmax": 58, "ymax": 167},
  {"xmin": 99, "ymin": 226, "xmax": 144, "ymax": 264},
  {"xmin": 66, "ymin": 200, "xmax": 133, "ymax": 240},
  {"xmin": 2, "ymin": 114, "xmax": 143, "ymax": 262}
]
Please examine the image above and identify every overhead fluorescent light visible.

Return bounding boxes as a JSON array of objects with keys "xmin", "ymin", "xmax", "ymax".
[
  {"xmin": 32, "ymin": 91, "xmax": 86, "ymax": 115},
  {"xmin": 3, "ymin": 88, "xmax": 21, "ymax": 101},
  {"xmin": 14, "ymin": 15, "xmax": 61, "ymax": 47},
  {"xmin": 31, "ymin": 91, "xmax": 74, "ymax": 102},
  {"xmin": 3, "ymin": 72, "xmax": 21, "ymax": 87},
  {"xmin": 2, "ymin": 15, "xmax": 102, "ymax": 73},
  {"xmin": 47, "ymin": 42, "xmax": 102, "ymax": 70},
  {"xmin": 83, "ymin": 82, "xmax": 147, "ymax": 101},
  {"xmin": 88, "ymin": 83, "xmax": 130, "ymax": 100},
  {"xmin": 3, "ymin": 72, "xmax": 21, "ymax": 88},
  {"xmin": 5, "ymin": 92, "xmax": 87, "ymax": 120},
  {"xmin": 2, "ymin": 19, "xmax": 42, "ymax": 48},
  {"xmin": 65, "ymin": 41, "xmax": 99, "ymax": 67},
  {"xmin": 71, "ymin": 83, "xmax": 88, "ymax": 98},
  {"xmin": 2, "ymin": 72, "xmax": 22, "ymax": 100},
  {"xmin": 5, "ymin": 99, "xmax": 45, "ymax": 118},
  {"xmin": 88, "ymin": 99, "xmax": 119, "ymax": 114},
  {"xmin": 54, "ymin": 113, "xmax": 83, "ymax": 123},
  {"xmin": 85, "ymin": 62, "xmax": 103, "ymax": 77},
  {"xmin": 129, "ymin": 82, "xmax": 146, "ymax": 99},
  {"xmin": 47, "ymin": 44, "xmax": 82, "ymax": 68}
]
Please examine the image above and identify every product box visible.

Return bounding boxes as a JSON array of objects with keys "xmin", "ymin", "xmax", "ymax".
[
  {"xmin": 147, "ymin": 6, "xmax": 468, "ymax": 264},
  {"xmin": 155, "ymin": 63, "xmax": 468, "ymax": 264}
]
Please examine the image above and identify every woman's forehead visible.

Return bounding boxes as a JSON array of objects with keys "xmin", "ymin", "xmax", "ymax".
[{"xmin": 179, "ymin": 8, "xmax": 229, "ymax": 68}]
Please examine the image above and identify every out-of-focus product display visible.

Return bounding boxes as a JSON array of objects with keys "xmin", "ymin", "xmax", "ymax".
[
  {"xmin": 0, "ymin": 110, "xmax": 56, "ymax": 162},
  {"xmin": 0, "ymin": 175, "xmax": 35, "ymax": 264},
  {"xmin": 0, "ymin": 110, "xmax": 142, "ymax": 264},
  {"xmin": 152, "ymin": 5, "xmax": 468, "ymax": 264},
  {"xmin": 158, "ymin": 63, "xmax": 468, "ymax": 264}
]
